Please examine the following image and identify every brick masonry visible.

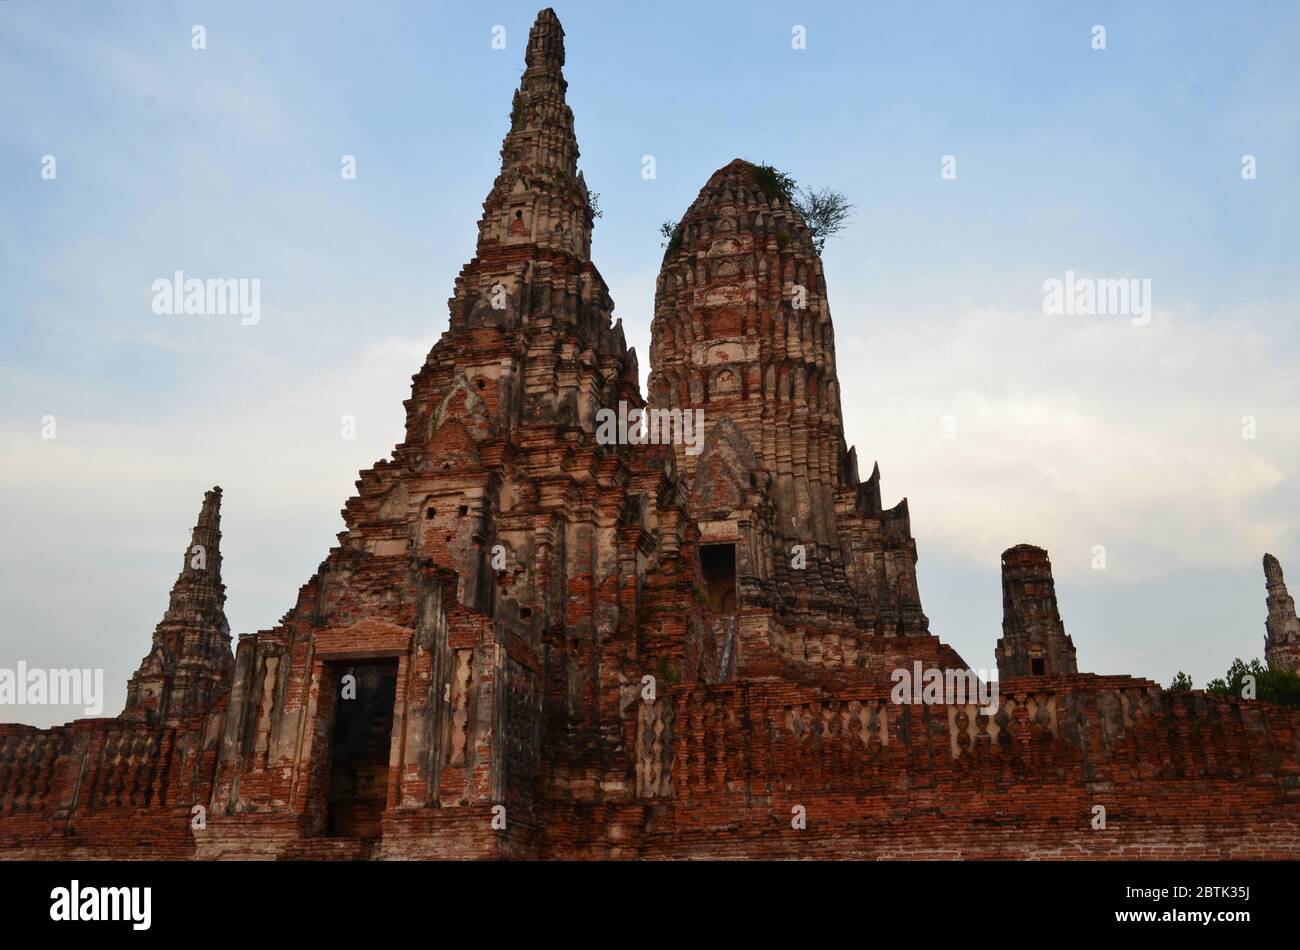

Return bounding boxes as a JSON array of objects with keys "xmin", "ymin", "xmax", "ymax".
[{"xmin": 3, "ymin": 8, "xmax": 1300, "ymax": 861}]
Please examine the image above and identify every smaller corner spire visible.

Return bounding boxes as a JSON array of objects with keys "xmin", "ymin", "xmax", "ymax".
[
  {"xmin": 1264, "ymin": 553, "xmax": 1300, "ymax": 673},
  {"xmin": 124, "ymin": 486, "xmax": 234, "ymax": 723}
]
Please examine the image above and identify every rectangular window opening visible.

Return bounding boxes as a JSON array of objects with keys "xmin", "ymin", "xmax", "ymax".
[{"xmin": 700, "ymin": 543, "xmax": 737, "ymax": 614}]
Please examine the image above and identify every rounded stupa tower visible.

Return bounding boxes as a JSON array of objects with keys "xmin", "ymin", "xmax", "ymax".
[
  {"xmin": 648, "ymin": 159, "xmax": 847, "ymax": 548},
  {"xmin": 648, "ymin": 159, "xmax": 929, "ymax": 637}
]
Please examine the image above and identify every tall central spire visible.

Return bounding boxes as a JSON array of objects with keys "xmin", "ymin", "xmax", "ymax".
[
  {"xmin": 430, "ymin": 6, "xmax": 630, "ymax": 429},
  {"xmin": 475, "ymin": 8, "xmax": 594, "ymax": 261}
]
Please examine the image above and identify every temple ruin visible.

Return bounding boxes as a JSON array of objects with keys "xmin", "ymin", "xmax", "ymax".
[{"xmin": 3, "ymin": 9, "xmax": 1300, "ymax": 860}]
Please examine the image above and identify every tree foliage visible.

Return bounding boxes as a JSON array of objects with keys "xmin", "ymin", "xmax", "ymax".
[
  {"xmin": 662, "ymin": 164, "xmax": 856, "ymax": 256},
  {"xmin": 747, "ymin": 162, "xmax": 854, "ymax": 253},
  {"xmin": 658, "ymin": 219, "xmax": 682, "ymax": 253},
  {"xmin": 748, "ymin": 162, "xmax": 798, "ymax": 204},
  {"xmin": 792, "ymin": 186, "xmax": 855, "ymax": 253},
  {"xmin": 1205, "ymin": 657, "xmax": 1300, "ymax": 706}
]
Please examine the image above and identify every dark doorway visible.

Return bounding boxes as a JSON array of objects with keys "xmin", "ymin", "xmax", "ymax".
[
  {"xmin": 325, "ymin": 660, "xmax": 398, "ymax": 839},
  {"xmin": 701, "ymin": 543, "xmax": 737, "ymax": 613},
  {"xmin": 1031, "ymin": 657, "xmax": 1046, "ymax": 675}
]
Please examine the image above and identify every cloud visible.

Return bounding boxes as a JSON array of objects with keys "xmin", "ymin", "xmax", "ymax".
[
  {"xmin": 0, "ymin": 334, "xmax": 428, "ymax": 728},
  {"xmin": 838, "ymin": 299, "xmax": 1299, "ymax": 581}
]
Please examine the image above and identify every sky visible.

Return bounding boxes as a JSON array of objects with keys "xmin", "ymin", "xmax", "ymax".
[{"xmin": 1, "ymin": 1, "xmax": 1298, "ymax": 727}]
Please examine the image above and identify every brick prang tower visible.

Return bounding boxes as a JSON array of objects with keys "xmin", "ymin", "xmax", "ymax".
[
  {"xmin": 648, "ymin": 159, "xmax": 928, "ymax": 637},
  {"xmin": 996, "ymin": 543, "xmax": 1078, "ymax": 679},
  {"xmin": 1264, "ymin": 553, "xmax": 1300, "ymax": 672},
  {"xmin": 123, "ymin": 486, "xmax": 233, "ymax": 724}
]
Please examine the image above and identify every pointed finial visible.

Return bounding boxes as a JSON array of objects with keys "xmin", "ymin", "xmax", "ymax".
[
  {"xmin": 196, "ymin": 485, "xmax": 222, "ymax": 529},
  {"xmin": 476, "ymin": 6, "xmax": 589, "ymax": 262},
  {"xmin": 163, "ymin": 485, "xmax": 228, "ymax": 627},
  {"xmin": 525, "ymin": 8, "xmax": 565, "ymax": 71},
  {"xmin": 1264, "ymin": 553, "xmax": 1300, "ymax": 673}
]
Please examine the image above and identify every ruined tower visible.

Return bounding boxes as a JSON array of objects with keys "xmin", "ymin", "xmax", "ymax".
[
  {"xmin": 648, "ymin": 159, "xmax": 928, "ymax": 637},
  {"xmin": 996, "ymin": 543, "xmax": 1078, "ymax": 679},
  {"xmin": 1263, "ymin": 553, "xmax": 1300, "ymax": 673},
  {"xmin": 123, "ymin": 486, "xmax": 233, "ymax": 724},
  {"xmin": 195, "ymin": 8, "xmax": 694, "ymax": 855}
]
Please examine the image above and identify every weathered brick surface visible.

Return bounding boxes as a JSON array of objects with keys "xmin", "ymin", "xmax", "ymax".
[
  {"xmin": 3, "ymin": 8, "xmax": 1299, "ymax": 861},
  {"xmin": 1265, "ymin": 554, "xmax": 1300, "ymax": 672},
  {"xmin": 997, "ymin": 544, "xmax": 1079, "ymax": 679}
]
